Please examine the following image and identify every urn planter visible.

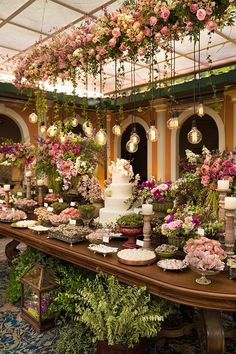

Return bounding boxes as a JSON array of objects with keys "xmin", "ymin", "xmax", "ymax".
[
  {"xmin": 97, "ymin": 340, "xmax": 146, "ymax": 354},
  {"xmin": 119, "ymin": 225, "xmax": 143, "ymax": 249}
]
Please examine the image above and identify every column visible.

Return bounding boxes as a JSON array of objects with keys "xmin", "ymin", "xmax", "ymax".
[
  {"xmin": 106, "ymin": 113, "xmax": 112, "ymax": 180},
  {"xmin": 153, "ymin": 99, "xmax": 168, "ymax": 181},
  {"xmin": 225, "ymin": 89, "xmax": 236, "ymax": 148}
]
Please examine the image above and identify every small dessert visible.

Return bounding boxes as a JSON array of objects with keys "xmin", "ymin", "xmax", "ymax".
[
  {"xmin": 157, "ymin": 259, "xmax": 187, "ymax": 271},
  {"xmin": 14, "ymin": 198, "xmax": 38, "ymax": 208},
  {"xmin": 12, "ymin": 220, "xmax": 37, "ymax": 228},
  {"xmin": 117, "ymin": 249, "xmax": 156, "ymax": 262},
  {"xmin": 44, "ymin": 193, "xmax": 60, "ymax": 203},
  {"xmin": 48, "ymin": 224, "xmax": 91, "ymax": 245},
  {"xmin": 88, "ymin": 244, "xmax": 118, "ymax": 256},
  {"xmin": 0, "ymin": 208, "xmax": 27, "ymax": 222}
]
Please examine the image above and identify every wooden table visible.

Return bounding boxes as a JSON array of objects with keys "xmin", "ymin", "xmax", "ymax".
[{"xmin": 1, "ymin": 223, "xmax": 236, "ymax": 354}]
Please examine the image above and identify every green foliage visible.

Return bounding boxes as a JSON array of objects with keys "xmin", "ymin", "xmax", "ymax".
[
  {"xmin": 79, "ymin": 204, "xmax": 96, "ymax": 219},
  {"xmin": 52, "ymin": 202, "xmax": 69, "ymax": 214},
  {"xmin": 116, "ymin": 213, "xmax": 143, "ymax": 227},
  {"xmin": 56, "ymin": 321, "xmax": 96, "ymax": 354},
  {"xmin": 75, "ymin": 273, "xmax": 172, "ymax": 348}
]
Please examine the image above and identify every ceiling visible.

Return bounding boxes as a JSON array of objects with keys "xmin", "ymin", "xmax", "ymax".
[{"xmin": 0, "ymin": 0, "xmax": 236, "ymax": 96}]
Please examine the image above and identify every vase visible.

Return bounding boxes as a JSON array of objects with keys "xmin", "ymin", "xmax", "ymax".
[
  {"xmin": 189, "ymin": 266, "xmax": 220, "ymax": 285},
  {"xmin": 119, "ymin": 226, "xmax": 143, "ymax": 249},
  {"xmin": 168, "ymin": 236, "xmax": 185, "ymax": 250},
  {"xmin": 97, "ymin": 340, "xmax": 146, "ymax": 354}
]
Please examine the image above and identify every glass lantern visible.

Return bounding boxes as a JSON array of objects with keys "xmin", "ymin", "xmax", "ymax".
[{"xmin": 21, "ymin": 264, "xmax": 57, "ymax": 332}]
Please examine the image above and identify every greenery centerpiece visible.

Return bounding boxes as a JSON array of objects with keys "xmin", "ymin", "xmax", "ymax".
[
  {"xmin": 116, "ymin": 213, "xmax": 143, "ymax": 248},
  {"xmin": 79, "ymin": 204, "xmax": 96, "ymax": 226},
  {"xmin": 75, "ymin": 273, "xmax": 172, "ymax": 353}
]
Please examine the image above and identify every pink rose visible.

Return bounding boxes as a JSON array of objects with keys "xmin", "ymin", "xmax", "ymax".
[
  {"xmin": 109, "ymin": 37, "xmax": 117, "ymax": 47},
  {"xmin": 206, "ymin": 21, "xmax": 217, "ymax": 31},
  {"xmin": 161, "ymin": 26, "xmax": 170, "ymax": 36},
  {"xmin": 160, "ymin": 7, "xmax": 170, "ymax": 21},
  {"xmin": 206, "ymin": 8, "xmax": 213, "ymax": 16},
  {"xmin": 190, "ymin": 4, "xmax": 198, "ymax": 13},
  {"xmin": 110, "ymin": 11, "xmax": 117, "ymax": 21},
  {"xmin": 149, "ymin": 16, "xmax": 157, "ymax": 26},
  {"xmin": 155, "ymin": 32, "xmax": 162, "ymax": 41},
  {"xmin": 196, "ymin": 9, "xmax": 206, "ymax": 21},
  {"xmin": 119, "ymin": 43, "xmax": 127, "ymax": 52},
  {"xmin": 112, "ymin": 27, "xmax": 121, "ymax": 38},
  {"xmin": 144, "ymin": 27, "xmax": 152, "ymax": 37},
  {"xmin": 135, "ymin": 32, "xmax": 144, "ymax": 42}
]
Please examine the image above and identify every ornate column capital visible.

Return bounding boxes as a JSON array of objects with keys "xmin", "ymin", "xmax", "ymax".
[{"xmin": 151, "ymin": 98, "xmax": 169, "ymax": 113}]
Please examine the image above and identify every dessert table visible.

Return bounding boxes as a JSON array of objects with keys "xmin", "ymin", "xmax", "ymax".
[{"xmin": 1, "ymin": 223, "xmax": 235, "ymax": 354}]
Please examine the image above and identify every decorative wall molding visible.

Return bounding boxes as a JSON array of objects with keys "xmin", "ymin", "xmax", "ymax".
[
  {"xmin": 171, "ymin": 106, "xmax": 225, "ymax": 180},
  {"xmin": 0, "ymin": 104, "xmax": 30, "ymax": 142},
  {"xmin": 114, "ymin": 115, "xmax": 152, "ymax": 178}
]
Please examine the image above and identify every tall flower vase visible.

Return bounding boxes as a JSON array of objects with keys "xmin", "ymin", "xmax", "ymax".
[{"xmin": 11, "ymin": 165, "xmax": 23, "ymax": 191}]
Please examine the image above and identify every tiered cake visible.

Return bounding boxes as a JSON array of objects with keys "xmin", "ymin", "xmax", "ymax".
[{"xmin": 99, "ymin": 159, "xmax": 133, "ymax": 225}]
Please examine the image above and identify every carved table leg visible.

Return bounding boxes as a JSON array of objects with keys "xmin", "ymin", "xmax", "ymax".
[
  {"xmin": 5, "ymin": 240, "xmax": 20, "ymax": 265},
  {"xmin": 199, "ymin": 309, "xmax": 224, "ymax": 354}
]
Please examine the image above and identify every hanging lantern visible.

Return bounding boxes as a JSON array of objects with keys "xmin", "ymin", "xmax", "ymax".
[
  {"xmin": 96, "ymin": 128, "xmax": 107, "ymax": 146},
  {"xmin": 40, "ymin": 123, "xmax": 46, "ymax": 134},
  {"xmin": 47, "ymin": 124, "xmax": 58, "ymax": 138},
  {"xmin": 126, "ymin": 140, "xmax": 138, "ymax": 153},
  {"xmin": 167, "ymin": 111, "xmax": 179, "ymax": 130},
  {"xmin": 147, "ymin": 119, "xmax": 159, "ymax": 142},
  {"xmin": 112, "ymin": 123, "xmax": 121, "ymax": 136},
  {"xmin": 82, "ymin": 120, "xmax": 94, "ymax": 137},
  {"xmin": 29, "ymin": 112, "xmax": 38, "ymax": 124},
  {"xmin": 130, "ymin": 126, "xmax": 140, "ymax": 145},
  {"xmin": 197, "ymin": 97, "xmax": 204, "ymax": 117},
  {"xmin": 187, "ymin": 119, "xmax": 202, "ymax": 144},
  {"xmin": 71, "ymin": 116, "xmax": 79, "ymax": 127}
]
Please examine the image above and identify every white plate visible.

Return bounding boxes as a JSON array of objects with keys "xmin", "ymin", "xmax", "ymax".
[
  {"xmin": 29, "ymin": 225, "xmax": 50, "ymax": 233},
  {"xmin": 88, "ymin": 244, "xmax": 118, "ymax": 256},
  {"xmin": 157, "ymin": 259, "xmax": 188, "ymax": 271}
]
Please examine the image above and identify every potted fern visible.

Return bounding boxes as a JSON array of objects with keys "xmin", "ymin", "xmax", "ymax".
[
  {"xmin": 75, "ymin": 273, "xmax": 172, "ymax": 354},
  {"xmin": 116, "ymin": 213, "xmax": 143, "ymax": 248}
]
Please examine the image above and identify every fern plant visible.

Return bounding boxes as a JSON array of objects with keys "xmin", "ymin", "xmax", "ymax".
[{"xmin": 75, "ymin": 273, "xmax": 172, "ymax": 348}]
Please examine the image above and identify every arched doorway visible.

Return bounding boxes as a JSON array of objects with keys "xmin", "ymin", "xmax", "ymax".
[
  {"xmin": 0, "ymin": 114, "xmax": 22, "ymax": 142},
  {"xmin": 121, "ymin": 123, "xmax": 147, "ymax": 181},
  {"xmin": 179, "ymin": 114, "xmax": 219, "ymax": 159}
]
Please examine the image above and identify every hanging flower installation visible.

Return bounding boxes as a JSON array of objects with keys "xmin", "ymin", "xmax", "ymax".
[{"xmin": 13, "ymin": 0, "xmax": 235, "ymax": 89}]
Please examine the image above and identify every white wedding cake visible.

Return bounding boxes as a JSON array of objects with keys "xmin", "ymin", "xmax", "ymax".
[{"xmin": 99, "ymin": 159, "xmax": 133, "ymax": 225}]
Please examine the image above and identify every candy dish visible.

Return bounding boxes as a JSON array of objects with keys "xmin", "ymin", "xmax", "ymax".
[
  {"xmin": 155, "ymin": 244, "xmax": 178, "ymax": 259},
  {"xmin": 88, "ymin": 244, "xmax": 118, "ymax": 257},
  {"xmin": 11, "ymin": 220, "xmax": 37, "ymax": 228},
  {"xmin": 29, "ymin": 225, "xmax": 50, "ymax": 233},
  {"xmin": 157, "ymin": 258, "xmax": 187, "ymax": 271}
]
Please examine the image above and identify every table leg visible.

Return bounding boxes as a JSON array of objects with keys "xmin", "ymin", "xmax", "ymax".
[
  {"xmin": 199, "ymin": 309, "xmax": 224, "ymax": 354},
  {"xmin": 5, "ymin": 239, "xmax": 20, "ymax": 265}
]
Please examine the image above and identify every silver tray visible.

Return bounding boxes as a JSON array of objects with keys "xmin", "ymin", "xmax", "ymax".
[{"xmin": 47, "ymin": 231, "xmax": 85, "ymax": 246}]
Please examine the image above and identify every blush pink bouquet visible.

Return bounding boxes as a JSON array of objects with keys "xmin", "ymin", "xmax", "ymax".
[{"xmin": 184, "ymin": 237, "xmax": 226, "ymax": 272}]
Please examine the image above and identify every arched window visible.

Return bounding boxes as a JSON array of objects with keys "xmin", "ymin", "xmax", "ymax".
[
  {"xmin": 121, "ymin": 123, "xmax": 147, "ymax": 181},
  {"xmin": 0, "ymin": 114, "xmax": 22, "ymax": 142}
]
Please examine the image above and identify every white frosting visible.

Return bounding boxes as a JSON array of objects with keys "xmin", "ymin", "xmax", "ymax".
[
  {"xmin": 105, "ymin": 197, "xmax": 129, "ymax": 210},
  {"xmin": 112, "ymin": 173, "xmax": 130, "ymax": 184},
  {"xmin": 99, "ymin": 209, "xmax": 132, "ymax": 224},
  {"xmin": 110, "ymin": 184, "xmax": 132, "ymax": 197}
]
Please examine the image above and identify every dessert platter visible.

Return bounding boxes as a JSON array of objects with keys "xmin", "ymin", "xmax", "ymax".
[
  {"xmin": 11, "ymin": 220, "xmax": 37, "ymax": 228},
  {"xmin": 29, "ymin": 225, "xmax": 51, "ymax": 233},
  {"xmin": 117, "ymin": 249, "xmax": 157, "ymax": 266},
  {"xmin": 0, "ymin": 209, "xmax": 27, "ymax": 223},
  {"xmin": 88, "ymin": 244, "xmax": 118, "ymax": 257},
  {"xmin": 48, "ymin": 224, "xmax": 91, "ymax": 245},
  {"xmin": 157, "ymin": 259, "xmax": 188, "ymax": 271}
]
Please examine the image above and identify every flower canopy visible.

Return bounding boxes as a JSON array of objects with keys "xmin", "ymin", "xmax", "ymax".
[{"xmin": 14, "ymin": 0, "xmax": 235, "ymax": 89}]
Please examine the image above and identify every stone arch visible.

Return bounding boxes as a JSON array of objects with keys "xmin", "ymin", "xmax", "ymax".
[
  {"xmin": 0, "ymin": 104, "xmax": 30, "ymax": 142},
  {"xmin": 114, "ymin": 115, "xmax": 152, "ymax": 178},
  {"xmin": 171, "ymin": 106, "xmax": 225, "ymax": 180}
]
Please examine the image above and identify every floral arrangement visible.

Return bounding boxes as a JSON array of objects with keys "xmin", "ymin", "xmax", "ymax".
[
  {"xmin": 109, "ymin": 158, "xmax": 134, "ymax": 179},
  {"xmin": 14, "ymin": 198, "xmax": 38, "ymax": 209},
  {"xmin": 35, "ymin": 133, "xmax": 100, "ymax": 191},
  {"xmin": 0, "ymin": 208, "xmax": 27, "ymax": 221},
  {"xmin": 0, "ymin": 141, "xmax": 35, "ymax": 168},
  {"xmin": 77, "ymin": 174, "xmax": 102, "ymax": 203},
  {"xmin": 129, "ymin": 178, "xmax": 173, "ymax": 208},
  {"xmin": 14, "ymin": 0, "xmax": 235, "ymax": 88},
  {"xmin": 184, "ymin": 237, "xmax": 226, "ymax": 271}
]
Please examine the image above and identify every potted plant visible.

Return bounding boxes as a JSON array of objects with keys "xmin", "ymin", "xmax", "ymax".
[
  {"xmin": 75, "ymin": 273, "xmax": 172, "ymax": 354},
  {"xmin": 116, "ymin": 213, "xmax": 143, "ymax": 248}
]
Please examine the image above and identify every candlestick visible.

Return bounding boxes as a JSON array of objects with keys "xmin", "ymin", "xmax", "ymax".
[
  {"xmin": 4, "ymin": 190, "xmax": 10, "ymax": 208},
  {"xmin": 225, "ymin": 197, "xmax": 236, "ymax": 210},
  {"xmin": 141, "ymin": 212, "xmax": 154, "ymax": 250},
  {"xmin": 217, "ymin": 180, "xmax": 230, "ymax": 191},
  {"xmin": 26, "ymin": 176, "xmax": 31, "ymax": 200},
  {"xmin": 142, "ymin": 204, "xmax": 153, "ymax": 215},
  {"xmin": 217, "ymin": 189, "xmax": 230, "ymax": 244},
  {"xmin": 38, "ymin": 185, "xmax": 44, "ymax": 206},
  {"xmin": 225, "ymin": 209, "xmax": 235, "ymax": 256},
  {"xmin": 3, "ymin": 184, "xmax": 10, "ymax": 191}
]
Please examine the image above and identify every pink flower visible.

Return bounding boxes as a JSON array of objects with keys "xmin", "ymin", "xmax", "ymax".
[
  {"xmin": 211, "ymin": 162, "xmax": 221, "ymax": 173},
  {"xmin": 88, "ymin": 48, "xmax": 95, "ymax": 56},
  {"xmin": 109, "ymin": 37, "xmax": 117, "ymax": 47},
  {"xmin": 206, "ymin": 21, "xmax": 217, "ymax": 31},
  {"xmin": 155, "ymin": 32, "xmax": 162, "ymax": 41},
  {"xmin": 119, "ymin": 43, "xmax": 127, "ymax": 52},
  {"xmin": 161, "ymin": 26, "xmax": 170, "ymax": 36},
  {"xmin": 135, "ymin": 32, "xmax": 144, "ymax": 42},
  {"xmin": 160, "ymin": 7, "xmax": 170, "ymax": 21},
  {"xmin": 144, "ymin": 27, "xmax": 152, "ymax": 37},
  {"xmin": 196, "ymin": 9, "xmax": 206, "ymax": 21},
  {"xmin": 201, "ymin": 175, "xmax": 210, "ymax": 186},
  {"xmin": 112, "ymin": 27, "xmax": 121, "ymax": 38},
  {"xmin": 201, "ymin": 164, "xmax": 210, "ymax": 175},
  {"xmin": 206, "ymin": 8, "xmax": 213, "ymax": 16},
  {"xmin": 149, "ymin": 16, "xmax": 157, "ymax": 26},
  {"xmin": 110, "ymin": 11, "xmax": 117, "ymax": 21},
  {"xmin": 190, "ymin": 4, "xmax": 198, "ymax": 13}
]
